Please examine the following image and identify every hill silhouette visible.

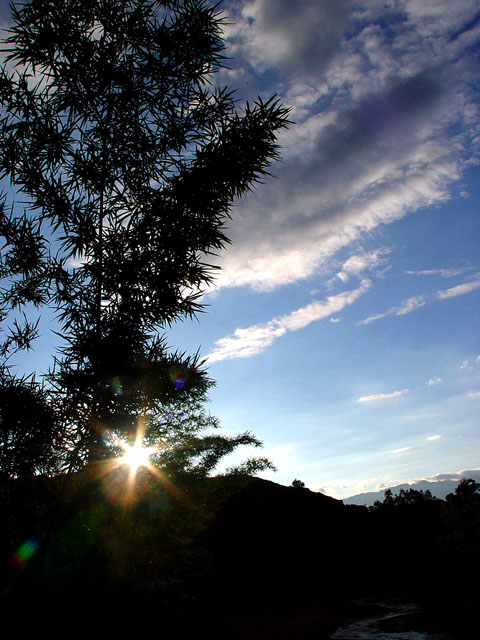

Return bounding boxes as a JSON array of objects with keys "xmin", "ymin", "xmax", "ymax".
[{"xmin": 1, "ymin": 472, "xmax": 479, "ymax": 638}]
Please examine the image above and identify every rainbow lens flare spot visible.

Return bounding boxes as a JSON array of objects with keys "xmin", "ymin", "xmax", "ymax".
[
  {"xmin": 111, "ymin": 376, "xmax": 136, "ymax": 396},
  {"xmin": 11, "ymin": 538, "xmax": 40, "ymax": 568},
  {"xmin": 169, "ymin": 364, "xmax": 189, "ymax": 390}
]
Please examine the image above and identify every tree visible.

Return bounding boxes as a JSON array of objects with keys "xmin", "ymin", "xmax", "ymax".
[
  {"xmin": 371, "ymin": 487, "xmax": 434, "ymax": 510},
  {"xmin": 0, "ymin": 368, "xmax": 60, "ymax": 477},
  {"xmin": 446, "ymin": 478, "xmax": 480, "ymax": 504},
  {"xmin": 291, "ymin": 478, "xmax": 305, "ymax": 489},
  {"xmin": 0, "ymin": 0, "xmax": 289, "ymax": 473}
]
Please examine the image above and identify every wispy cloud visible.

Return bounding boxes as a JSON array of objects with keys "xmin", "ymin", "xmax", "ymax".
[
  {"xmin": 389, "ymin": 446, "xmax": 411, "ymax": 454},
  {"xmin": 436, "ymin": 276, "xmax": 480, "ymax": 299},
  {"xmin": 207, "ymin": 280, "xmax": 371, "ymax": 362},
  {"xmin": 406, "ymin": 267, "xmax": 474, "ymax": 278},
  {"xmin": 467, "ymin": 391, "xmax": 480, "ymax": 399},
  {"xmin": 359, "ymin": 295, "xmax": 426, "ymax": 325},
  {"xmin": 427, "ymin": 435, "xmax": 441, "ymax": 441},
  {"xmin": 358, "ymin": 389, "xmax": 410, "ymax": 403},
  {"xmin": 427, "ymin": 377, "xmax": 442, "ymax": 386},
  {"xmin": 360, "ymin": 273, "xmax": 480, "ymax": 325}
]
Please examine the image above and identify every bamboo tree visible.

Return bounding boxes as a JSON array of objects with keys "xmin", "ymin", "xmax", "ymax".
[{"xmin": 0, "ymin": 0, "xmax": 289, "ymax": 471}]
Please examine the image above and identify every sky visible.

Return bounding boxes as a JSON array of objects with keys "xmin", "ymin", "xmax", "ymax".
[{"xmin": 2, "ymin": 0, "xmax": 480, "ymax": 499}]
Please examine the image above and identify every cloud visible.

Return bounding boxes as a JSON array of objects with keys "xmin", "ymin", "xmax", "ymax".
[
  {"xmin": 358, "ymin": 389, "xmax": 410, "ymax": 403},
  {"xmin": 211, "ymin": 0, "xmax": 480, "ymax": 294},
  {"xmin": 389, "ymin": 446, "xmax": 411, "ymax": 454},
  {"xmin": 427, "ymin": 435, "xmax": 441, "ymax": 441},
  {"xmin": 436, "ymin": 276, "xmax": 480, "ymax": 299},
  {"xmin": 425, "ymin": 468, "xmax": 480, "ymax": 484},
  {"xmin": 405, "ymin": 267, "xmax": 475, "ymax": 278},
  {"xmin": 334, "ymin": 248, "xmax": 390, "ymax": 283},
  {"xmin": 359, "ymin": 295, "xmax": 426, "ymax": 325},
  {"xmin": 206, "ymin": 279, "xmax": 371, "ymax": 362},
  {"xmin": 359, "ymin": 273, "xmax": 480, "ymax": 325},
  {"xmin": 467, "ymin": 391, "xmax": 480, "ymax": 399},
  {"xmin": 230, "ymin": 0, "xmax": 350, "ymax": 80},
  {"xmin": 427, "ymin": 377, "xmax": 442, "ymax": 386}
]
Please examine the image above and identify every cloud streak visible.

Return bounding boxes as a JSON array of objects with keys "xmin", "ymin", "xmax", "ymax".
[
  {"xmin": 406, "ymin": 267, "xmax": 475, "ymax": 278},
  {"xmin": 358, "ymin": 389, "xmax": 410, "ymax": 403},
  {"xmin": 390, "ymin": 446, "xmax": 411, "ymax": 454},
  {"xmin": 206, "ymin": 279, "xmax": 371, "ymax": 362},
  {"xmin": 359, "ymin": 274, "xmax": 480, "ymax": 325},
  {"xmin": 359, "ymin": 295, "xmax": 426, "ymax": 325},
  {"xmin": 436, "ymin": 276, "xmax": 480, "ymax": 299}
]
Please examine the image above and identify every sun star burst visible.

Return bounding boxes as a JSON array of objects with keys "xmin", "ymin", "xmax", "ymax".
[{"xmin": 119, "ymin": 440, "xmax": 155, "ymax": 473}]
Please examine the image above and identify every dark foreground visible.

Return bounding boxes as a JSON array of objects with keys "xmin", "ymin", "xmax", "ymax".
[{"xmin": 1, "ymin": 472, "xmax": 479, "ymax": 638}]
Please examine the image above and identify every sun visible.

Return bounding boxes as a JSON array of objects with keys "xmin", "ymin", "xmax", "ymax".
[{"xmin": 119, "ymin": 440, "xmax": 155, "ymax": 472}]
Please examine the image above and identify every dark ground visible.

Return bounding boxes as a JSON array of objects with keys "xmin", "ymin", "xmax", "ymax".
[{"xmin": 1, "ymin": 473, "xmax": 479, "ymax": 638}]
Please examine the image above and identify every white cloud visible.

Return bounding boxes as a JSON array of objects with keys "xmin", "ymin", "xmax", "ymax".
[
  {"xmin": 330, "ymin": 317, "xmax": 341, "ymax": 323},
  {"xmin": 389, "ymin": 446, "xmax": 411, "ymax": 454},
  {"xmin": 427, "ymin": 377, "xmax": 442, "ymax": 386},
  {"xmin": 358, "ymin": 389, "xmax": 410, "ymax": 403},
  {"xmin": 467, "ymin": 391, "xmax": 480, "ymax": 399},
  {"xmin": 211, "ymin": 0, "xmax": 480, "ymax": 294},
  {"xmin": 396, "ymin": 295, "xmax": 427, "ymax": 315},
  {"xmin": 335, "ymin": 248, "xmax": 390, "ymax": 283},
  {"xmin": 425, "ymin": 468, "xmax": 480, "ymax": 483},
  {"xmin": 427, "ymin": 435, "xmax": 441, "ymax": 441},
  {"xmin": 359, "ymin": 271, "xmax": 480, "ymax": 325},
  {"xmin": 405, "ymin": 267, "xmax": 475, "ymax": 278},
  {"xmin": 206, "ymin": 279, "xmax": 371, "ymax": 362},
  {"xmin": 436, "ymin": 276, "xmax": 480, "ymax": 299},
  {"xmin": 359, "ymin": 295, "xmax": 426, "ymax": 325},
  {"xmin": 404, "ymin": 0, "xmax": 480, "ymax": 39}
]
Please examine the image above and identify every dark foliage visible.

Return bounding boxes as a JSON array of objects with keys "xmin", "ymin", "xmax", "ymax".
[
  {"xmin": 291, "ymin": 478, "xmax": 306, "ymax": 488},
  {"xmin": 0, "ymin": 370, "xmax": 59, "ymax": 477},
  {"xmin": 370, "ymin": 486, "xmax": 435, "ymax": 510}
]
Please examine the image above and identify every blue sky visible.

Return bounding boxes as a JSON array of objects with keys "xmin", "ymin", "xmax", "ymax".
[
  {"xmin": 3, "ymin": 0, "xmax": 480, "ymax": 498},
  {"xmin": 166, "ymin": 0, "xmax": 480, "ymax": 498}
]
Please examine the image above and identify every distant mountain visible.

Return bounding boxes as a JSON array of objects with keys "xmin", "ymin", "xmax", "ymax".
[{"xmin": 343, "ymin": 469, "xmax": 480, "ymax": 507}]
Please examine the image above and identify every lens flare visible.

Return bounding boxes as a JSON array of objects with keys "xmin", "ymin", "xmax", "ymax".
[
  {"xmin": 111, "ymin": 376, "xmax": 136, "ymax": 396},
  {"xmin": 169, "ymin": 364, "xmax": 189, "ymax": 389},
  {"xmin": 120, "ymin": 441, "xmax": 155, "ymax": 472},
  {"xmin": 11, "ymin": 538, "xmax": 40, "ymax": 569}
]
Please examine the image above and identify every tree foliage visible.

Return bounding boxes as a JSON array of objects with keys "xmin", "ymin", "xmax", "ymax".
[
  {"xmin": 291, "ymin": 478, "xmax": 305, "ymax": 489},
  {"xmin": 0, "ymin": 369, "xmax": 59, "ymax": 477},
  {"xmin": 371, "ymin": 487, "xmax": 435, "ymax": 510},
  {"xmin": 0, "ymin": 0, "xmax": 289, "ymax": 474}
]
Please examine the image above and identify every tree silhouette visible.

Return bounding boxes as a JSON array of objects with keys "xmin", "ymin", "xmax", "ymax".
[
  {"xmin": 0, "ymin": 0, "xmax": 289, "ymax": 472},
  {"xmin": 371, "ymin": 487, "xmax": 434, "ymax": 510},
  {"xmin": 0, "ymin": 368, "xmax": 59, "ymax": 477},
  {"xmin": 446, "ymin": 478, "xmax": 480, "ymax": 504},
  {"xmin": 291, "ymin": 478, "xmax": 305, "ymax": 489}
]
